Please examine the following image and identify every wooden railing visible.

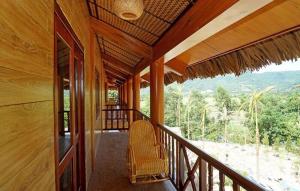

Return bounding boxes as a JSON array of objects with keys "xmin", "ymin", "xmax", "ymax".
[
  {"xmin": 102, "ymin": 107, "xmax": 267, "ymax": 191},
  {"xmin": 102, "ymin": 105, "xmax": 149, "ymax": 131}
]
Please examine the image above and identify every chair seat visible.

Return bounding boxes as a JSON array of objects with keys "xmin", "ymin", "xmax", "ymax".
[{"xmin": 136, "ymin": 157, "xmax": 166, "ymax": 175}]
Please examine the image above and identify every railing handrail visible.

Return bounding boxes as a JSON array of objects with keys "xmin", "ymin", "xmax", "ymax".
[{"xmin": 133, "ymin": 109, "xmax": 267, "ymax": 191}]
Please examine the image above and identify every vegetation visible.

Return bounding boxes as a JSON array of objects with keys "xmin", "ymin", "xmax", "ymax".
[
  {"xmin": 141, "ymin": 70, "xmax": 300, "ymax": 190},
  {"xmin": 140, "ymin": 71, "xmax": 300, "ymax": 155},
  {"xmin": 108, "ymin": 89, "xmax": 118, "ymax": 101}
]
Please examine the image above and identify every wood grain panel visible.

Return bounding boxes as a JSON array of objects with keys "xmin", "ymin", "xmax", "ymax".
[
  {"xmin": 0, "ymin": 1, "xmax": 55, "ymax": 190},
  {"xmin": 0, "ymin": 101, "xmax": 55, "ymax": 190},
  {"xmin": 0, "ymin": 67, "xmax": 52, "ymax": 106},
  {"xmin": 0, "ymin": 1, "xmax": 53, "ymax": 76}
]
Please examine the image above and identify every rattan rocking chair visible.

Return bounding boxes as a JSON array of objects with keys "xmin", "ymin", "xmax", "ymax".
[{"xmin": 128, "ymin": 120, "xmax": 169, "ymax": 184}]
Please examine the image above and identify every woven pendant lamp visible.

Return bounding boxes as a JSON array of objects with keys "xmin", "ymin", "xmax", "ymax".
[{"xmin": 114, "ymin": 0, "xmax": 144, "ymax": 20}]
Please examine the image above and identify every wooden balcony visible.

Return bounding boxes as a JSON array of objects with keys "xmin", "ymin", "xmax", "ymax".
[{"xmin": 88, "ymin": 106, "xmax": 267, "ymax": 191}]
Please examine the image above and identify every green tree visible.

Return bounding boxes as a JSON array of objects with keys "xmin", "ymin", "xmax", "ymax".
[
  {"xmin": 240, "ymin": 86, "xmax": 274, "ymax": 156},
  {"xmin": 183, "ymin": 90, "xmax": 207, "ymax": 140},
  {"xmin": 215, "ymin": 87, "xmax": 232, "ymax": 142},
  {"xmin": 165, "ymin": 84, "xmax": 184, "ymax": 127}
]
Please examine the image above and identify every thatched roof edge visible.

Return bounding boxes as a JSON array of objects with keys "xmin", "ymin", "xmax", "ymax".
[{"xmin": 166, "ymin": 28, "xmax": 300, "ymax": 85}]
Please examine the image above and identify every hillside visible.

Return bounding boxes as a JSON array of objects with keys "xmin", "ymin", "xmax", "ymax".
[
  {"xmin": 180, "ymin": 71, "xmax": 300, "ymax": 94},
  {"xmin": 141, "ymin": 71, "xmax": 300, "ymax": 96}
]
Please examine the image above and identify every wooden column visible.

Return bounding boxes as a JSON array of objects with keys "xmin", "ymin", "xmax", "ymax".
[
  {"xmin": 121, "ymin": 85, "xmax": 124, "ymax": 105},
  {"xmin": 104, "ymin": 82, "xmax": 108, "ymax": 104},
  {"xmin": 124, "ymin": 82, "xmax": 128, "ymax": 106},
  {"xmin": 133, "ymin": 73, "xmax": 141, "ymax": 121},
  {"xmin": 118, "ymin": 87, "xmax": 121, "ymax": 105},
  {"xmin": 127, "ymin": 78, "xmax": 133, "ymax": 127},
  {"xmin": 127, "ymin": 79, "xmax": 133, "ymax": 109},
  {"xmin": 150, "ymin": 57, "xmax": 164, "ymax": 139}
]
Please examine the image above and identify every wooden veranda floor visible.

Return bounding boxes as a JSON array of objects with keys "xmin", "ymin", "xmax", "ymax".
[{"xmin": 88, "ymin": 132, "xmax": 175, "ymax": 191}]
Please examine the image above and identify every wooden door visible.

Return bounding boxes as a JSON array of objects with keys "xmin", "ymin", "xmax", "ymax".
[{"xmin": 54, "ymin": 5, "xmax": 85, "ymax": 191}]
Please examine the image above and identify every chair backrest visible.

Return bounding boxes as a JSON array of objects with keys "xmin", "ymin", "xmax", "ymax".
[{"xmin": 129, "ymin": 120, "xmax": 158, "ymax": 159}]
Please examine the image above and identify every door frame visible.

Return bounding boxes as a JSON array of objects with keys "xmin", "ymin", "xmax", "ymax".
[{"xmin": 54, "ymin": 3, "xmax": 86, "ymax": 191}]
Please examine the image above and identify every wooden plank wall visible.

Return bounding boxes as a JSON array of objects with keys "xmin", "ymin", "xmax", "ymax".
[
  {"xmin": 0, "ymin": 0, "xmax": 105, "ymax": 190},
  {"xmin": 0, "ymin": 1, "xmax": 56, "ymax": 190}
]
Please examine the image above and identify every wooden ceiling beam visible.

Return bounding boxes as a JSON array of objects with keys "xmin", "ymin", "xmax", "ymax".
[
  {"xmin": 165, "ymin": 58, "xmax": 188, "ymax": 75},
  {"xmin": 141, "ymin": 73, "xmax": 150, "ymax": 83},
  {"xmin": 102, "ymin": 54, "xmax": 134, "ymax": 75},
  {"xmin": 134, "ymin": 0, "xmax": 237, "ymax": 74},
  {"xmin": 107, "ymin": 77, "xmax": 123, "ymax": 86},
  {"xmin": 153, "ymin": 0, "xmax": 238, "ymax": 60},
  {"xmin": 104, "ymin": 64, "xmax": 129, "ymax": 79},
  {"xmin": 165, "ymin": 65, "xmax": 183, "ymax": 76},
  {"xmin": 106, "ymin": 71, "xmax": 126, "ymax": 82},
  {"xmin": 134, "ymin": 58, "xmax": 151, "ymax": 74},
  {"xmin": 90, "ymin": 17, "xmax": 153, "ymax": 59}
]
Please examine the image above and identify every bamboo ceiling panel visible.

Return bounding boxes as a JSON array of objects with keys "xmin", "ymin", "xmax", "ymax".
[
  {"xmin": 97, "ymin": 35, "xmax": 142, "ymax": 67},
  {"xmin": 87, "ymin": 0, "xmax": 195, "ymax": 45}
]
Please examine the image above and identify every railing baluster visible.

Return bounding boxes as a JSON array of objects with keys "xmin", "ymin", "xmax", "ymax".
[
  {"xmin": 172, "ymin": 137, "xmax": 175, "ymax": 181},
  {"xmin": 117, "ymin": 109, "xmax": 119, "ymax": 129},
  {"xmin": 208, "ymin": 164, "xmax": 213, "ymax": 191},
  {"xmin": 176, "ymin": 140, "xmax": 180, "ymax": 188},
  {"xmin": 199, "ymin": 159, "xmax": 207, "ymax": 191},
  {"xmin": 111, "ymin": 109, "xmax": 113, "ymax": 129},
  {"xmin": 233, "ymin": 181, "xmax": 240, "ymax": 191},
  {"xmin": 122, "ymin": 109, "xmax": 125, "ymax": 129},
  {"xmin": 179, "ymin": 144, "xmax": 185, "ymax": 190},
  {"xmin": 105, "ymin": 110, "xmax": 107, "ymax": 130},
  {"xmin": 164, "ymin": 130, "xmax": 167, "ymax": 147},
  {"xmin": 219, "ymin": 172, "xmax": 225, "ymax": 191},
  {"xmin": 168, "ymin": 134, "xmax": 171, "ymax": 177}
]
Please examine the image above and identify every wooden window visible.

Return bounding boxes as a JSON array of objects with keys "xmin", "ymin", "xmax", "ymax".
[{"xmin": 54, "ymin": 3, "xmax": 86, "ymax": 191}]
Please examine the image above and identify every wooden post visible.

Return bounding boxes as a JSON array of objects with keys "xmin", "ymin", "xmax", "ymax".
[
  {"xmin": 127, "ymin": 78, "xmax": 133, "ymax": 127},
  {"xmin": 133, "ymin": 73, "xmax": 141, "ymax": 120},
  {"xmin": 105, "ymin": 82, "xmax": 108, "ymax": 104},
  {"xmin": 118, "ymin": 86, "xmax": 121, "ymax": 105},
  {"xmin": 124, "ymin": 82, "xmax": 128, "ymax": 106},
  {"xmin": 121, "ymin": 85, "xmax": 124, "ymax": 106},
  {"xmin": 150, "ymin": 57, "xmax": 164, "ymax": 140}
]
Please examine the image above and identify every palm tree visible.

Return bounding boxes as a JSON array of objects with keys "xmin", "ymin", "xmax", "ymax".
[
  {"xmin": 240, "ymin": 86, "xmax": 275, "ymax": 155},
  {"xmin": 176, "ymin": 85, "xmax": 183, "ymax": 127},
  {"xmin": 200, "ymin": 104, "xmax": 209, "ymax": 140},
  {"xmin": 240, "ymin": 86, "xmax": 274, "ymax": 180},
  {"xmin": 221, "ymin": 104, "xmax": 229, "ymax": 143},
  {"xmin": 292, "ymin": 84, "xmax": 300, "ymax": 121},
  {"xmin": 186, "ymin": 91, "xmax": 192, "ymax": 139}
]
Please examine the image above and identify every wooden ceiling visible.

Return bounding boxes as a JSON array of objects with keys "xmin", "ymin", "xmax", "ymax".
[
  {"xmin": 87, "ymin": 0, "xmax": 195, "ymax": 45},
  {"xmin": 97, "ymin": 35, "xmax": 143, "ymax": 67},
  {"xmin": 87, "ymin": 0, "xmax": 239, "ymax": 87}
]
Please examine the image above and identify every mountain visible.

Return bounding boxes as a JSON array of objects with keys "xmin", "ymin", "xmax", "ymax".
[
  {"xmin": 140, "ymin": 71, "xmax": 300, "ymax": 96},
  {"xmin": 180, "ymin": 71, "xmax": 300, "ymax": 94}
]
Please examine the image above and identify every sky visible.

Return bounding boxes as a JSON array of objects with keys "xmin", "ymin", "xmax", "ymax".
[{"xmin": 255, "ymin": 59, "xmax": 300, "ymax": 73}]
